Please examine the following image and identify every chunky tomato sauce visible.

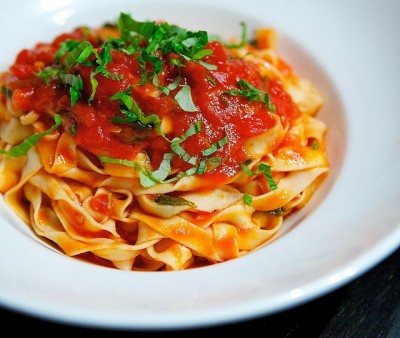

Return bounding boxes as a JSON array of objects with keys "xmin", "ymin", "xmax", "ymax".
[{"xmin": 6, "ymin": 27, "xmax": 300, "ymax": 185}]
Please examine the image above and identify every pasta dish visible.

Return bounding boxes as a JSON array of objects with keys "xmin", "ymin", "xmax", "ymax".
[{"xmin": 0, "ymin": 13, "xmax": 329, "ymax": 271}]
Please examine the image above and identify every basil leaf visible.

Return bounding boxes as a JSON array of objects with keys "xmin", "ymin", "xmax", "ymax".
[
  {"xmin": 62, "ymin": 41, "xmax": 94, "ymax": 69},
  {"xmin": 170, "ymin": 58, "xmax": 185, "ymax": 67},
  {"xmin": 170, "ymin": 121, "xmax": 201, "ymax": 165},
  {"xmin": 154, "ymin": 194, "xmax": 196, "ymax": 208},
  {"xmin": 192, "ymin": 49, "xmax": 213, "ymax": 60},
  {"xmin": 240, "ymin": 162, "xmax": 278, "ymax": 191},
  {"xmin": 99, "ymin": 156, "xmax": 151, "ymax": 187},
  {"xmin": 89, "ymin": 71, "xmax": 99, "ymax": 102},
  {"xmin": 206, "ymin": 75, "xmax": 216, "ymax": 87},
  {"xmin": 258, "ymin": 163, "xmax": 278, "ymax": 190},
  {"xmin": 211, "ymin": 22, "xmax": 248, "ymax": 49},
  {"xmin": 196, "ymin": 60, "xmax": 217, "ymax": 71},
  {"xmin": 109, "ymin": 86, "xmax": 162, "ymax": 134},
  {"xmin": 202, "ymin": 133, "xmax": 228, "ymax": 156},
  {"xmin": 175, "ymin": 85, "xmax": 198, "ymax": 112},
  {"xmin": 55, "ymin": 40, "xmax": 81, "ymax": 63},
  {"xmin": 224, "ymin": 79, "xmax": 275, "ymax": 112},
  {"xmin": 118, "ymin": 12, "xmax": 156, "ymax": 40},
  {"xmin": 60, "ymin": 73, "xmax": 83, "ymax": 107},
  {"xmin": 269, "ymin": 207, "xmax": 284, "ymax": 216},
  {"xmin": 99, "ymin": 155, "xmax": 136, "ymax": 167},
  {"xmin": 99, "ymin": 155, "xmax": 173, "ymax": 188},
  {"xmin": 243, "ymin": 193, "xmax": 253, "ymax": 206},
  {"xmin": 151, "ymin": 152, "xmax": 173, "ymax": 181},
  {"xmin": 171, "ymin": 141, "xmax": 197, "ymax": 165},
  {"xmin": 196, "ymin": 159, "xmax": 207, "ymax": 175},
  {"xmin": 37, "ymin": 67, "xmax": 60, "ymax": 85},
  {"xmin": 138, "ymin": 169, "xmax": 158, "ymax": 188},
  {"xmin": 0, "ymin": 114, "xmax": 61, "ymax": 157}
]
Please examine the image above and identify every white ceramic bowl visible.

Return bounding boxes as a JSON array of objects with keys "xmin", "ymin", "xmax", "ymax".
[{"xmin": 0, "ymin": 0, "xmax": 399, "ymax": 330}]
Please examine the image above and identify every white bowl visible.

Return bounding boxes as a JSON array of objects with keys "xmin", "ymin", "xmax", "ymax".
[{"xmin": 0, "ymin": 0, "xmax": 399, "ymax": 330}]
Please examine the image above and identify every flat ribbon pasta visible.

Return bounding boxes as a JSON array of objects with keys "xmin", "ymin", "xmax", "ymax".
[{"xmin": 0, "ymin": 16, "xmax": 329, "ymax": 271}]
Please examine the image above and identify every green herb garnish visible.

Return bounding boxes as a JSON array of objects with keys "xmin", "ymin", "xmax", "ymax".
[
  {"xmin": 201, "ymin": 133, "xmax": 228, "ymax": 156},
  {"xmin": 1, "ymin": 86, "xmax": 13, "ymax": 99},
  {"xmin": 175, "ymin": 85, "xmax": 198, "ymax": 112},
  {"xmin": 217, "ymin": 22, "xmax": 248, "ymax": 49},
  {"xmin": 109, "ymin": 86, "xmax": 162, "ymax": 134},
  {"xmin": 0, "ymin": 114, "xmax": 61, "ymax": 157},
  {"xmin": 269, "ymin": 207, "xmax": 284, "ymax": 216},
  {"xmin": 206, "ymin": 75, "xmax": 216, "ymax": 87},
  {"xmin": 59, "ymin": 73, "xmax": 84, "ymax": 107},
  {"xmin": 98, "ymin": 155, "xmax": 156, "ymax": 188},
  {"xmin": 223, "ymin": 79, "xmax": 275, "ymax": 112},
  {"xmin": 37, "ymin": 41, "xmax": 94, "ymax": 106},
  {"xmin": 240, "ymin": 162, "xmax": 278, "ymax": 191},
  {"xmin": 170, "ymin": 121, "xmax": 202, "ymax": 164},
  {"xmin": 89, "ymin": 42, "xmax": 123, "ymax": 102},
  {"xmin": 243, "ymin": 193, "xmax": 253, "ymax": 206},
  {"xmin": 154, "ymin": 194, "xmax": 196, "ymax": 208}
]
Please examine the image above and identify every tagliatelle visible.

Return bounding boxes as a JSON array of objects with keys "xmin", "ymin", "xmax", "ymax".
[{"xmin": 0, "ymin": 13, "xmax": 329, "ymax": 271}]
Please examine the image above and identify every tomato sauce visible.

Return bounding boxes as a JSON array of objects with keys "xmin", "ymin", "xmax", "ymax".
[{"xmin": 5, "ymin": 28, "xmax": 300, "ymax": 185}]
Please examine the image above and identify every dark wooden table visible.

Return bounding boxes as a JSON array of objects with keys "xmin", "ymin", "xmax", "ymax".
[{"xmin": 1, "ymin": 247, "xmax": 399, "ymax": 337}]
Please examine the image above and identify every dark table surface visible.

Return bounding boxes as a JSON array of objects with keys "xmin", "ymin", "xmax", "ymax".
[{"xmin": 1, "ymin": 246, "xmax": 399, "ymax": 338}]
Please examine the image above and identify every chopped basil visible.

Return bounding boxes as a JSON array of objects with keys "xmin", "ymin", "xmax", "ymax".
[
  {"xmin": 69, "ymin": 122, "xmax": 77, "ymax": 135},
  {"xmin": 211, "ymin": 22, "xmax": 248, "ymax": 49},
  {"xmin": 196, "ymin": 60, "xmax": 217, "ymax": 71},
  {"xmin": 99, "ymin": 117, "xmax": 223, "ymax": 187},
  {"xmin": 269, "ymin": 207, "xmax": 284, "ymax": 216},
  {"xmin": 151, "ymin": 152, "xmax": 173, "ymax": 182},
  {"xmin": 99, "ymin": 121, "xmax": 203, "ymax": 188},
  {"xmin": 117, "ymin": 12, "xmax": 215, "ymax": 72},
  {"xmin": 196, "ymin": 159, "xmax": 207, "ymax": 175},
  {"xmin": 37, "ymin": 41, "xmax": 94, "ymax": 105},
  {"xmin": 154, "ymin": 75, "xmax": 181, "ymax": 95},
  {"xmin": 311, "ymin": 140, "xmax": 319, "ymax": 150},
  {"xmin": 175, "ymin": 85, "xmax": 198, "ymax": 112},
  {"xmin": 59, "ymin": 73, "xmax": 83, "ymax": 107},
  {"xmin": 166, "ymin": 76, "xmax": 181, "ymax": 91},
  {"xmin": 240, "ymin": 162, "xmax": 278, "ymax": 191},
  {"xmin": 206, "ymin": 75, "xmax": 216, "ymax": 87},
  {"xmin": 99, "ymin": 156, "xmax": 133, "ymax": 167},
  {"xmin": 202, "ymin": 133, "xmax": 228, "ymax": 156},
  {"xmin": 55, "ymin": 40, "xmax": 81, "ymax": 63},
  {"xmin": 170, "ymin": 58, "xmax": 185, "ymax": 67},
  {"xmin": 258, "ymin": 163, "xmax": 278, "ymax": 190},
  {"xmin": 223, "ymin": 79, "xmax": 275, "ymax": 112},
  {"xmin": 171, "ymin": 141, "xmax": 197, "ymax": 165},
  {"xmin": 0, "ymin": 114, "xmax": 61, "ymax": 157},
  {"xmin": 195, "ymin": 156, "xmax": 223, "ymax": 176},
  {"xmin": 1, "ymin": 86, "xmax": 13, "ymax": 99},
  {"xmin": 138, "ymin": 170, "xmax": 158, "ymax": 188},
  {"xmin": 170, "ymin": 121, "xmax": 201, "ymax": 165},
  {"xmin": 25, "ymin": 14, "xmax": 257, "ymax": 188},
  {"xmin": 141, "ymin": 50, "xmax": 162, "ymax": 74},
  {"xmin": 118, "ymin": 13, "xmax": 156, "ymax": 41},
  {"xmin": 191, "ymin": 49, "xmax": 213, "ymax": 60},
  {"xmin": 109, "ymin": 86, "xmax": 162, "ymax": 134},
  {"xmin": 99, "ymin": 153, "xmax": 193, "ymax": 188},
  {"xmin": 154, "ymin": 194, "xmax": 196, "ymax": 208},
  {"xmin": 99, "ymin": 156, "xmax": 155, "ymax": 188},
  {"xmin": 206, "ymin": 156, "xmax": 222, "ymax": 170},
  {"xmin": 62, "ymin": 41, "xmax": 94, "ymax": 69},
  {"xmin": 37, "ymin": 67, "xmax": 60, "ymax": 85},
  {"xmin": 89, "ymin": 43, "xmax": 123, "ymax": 101},
  {"xmin": 243, "ymin": 193, "xmax": 253, "ymax": 206}
]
